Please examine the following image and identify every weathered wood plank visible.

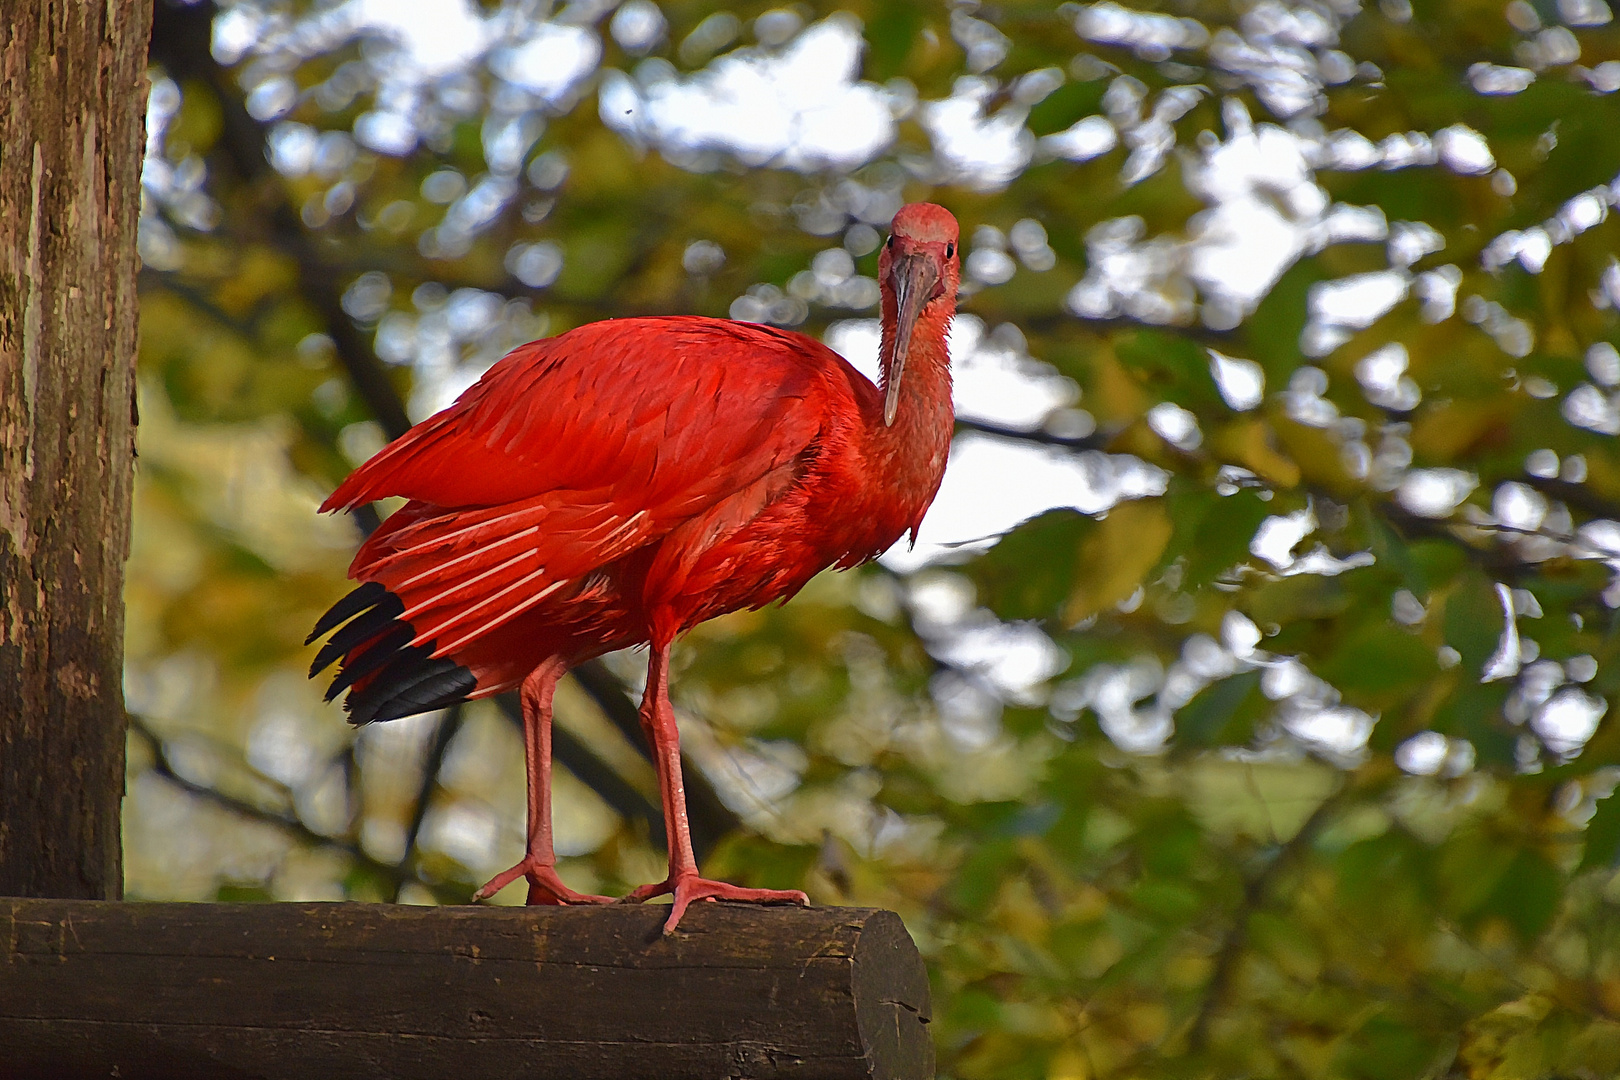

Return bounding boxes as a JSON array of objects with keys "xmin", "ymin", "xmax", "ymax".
[{"xmin": 0, "ymin": 900, "xmax": 933, "ymax": 1080}]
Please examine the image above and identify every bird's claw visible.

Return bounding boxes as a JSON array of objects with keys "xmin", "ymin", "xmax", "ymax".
[
  {"xmin": 619, "ymin": 873, "xmax": 809, "ymax": 933},
  {"xmin": 473, "ymin": 858, "xmax": 613, "ymax": 906}
]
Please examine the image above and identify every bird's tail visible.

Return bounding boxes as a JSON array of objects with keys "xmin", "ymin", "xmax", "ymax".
[{"xmin": 306, "ymin": 580, "xmax": 477, "ymax": 725}]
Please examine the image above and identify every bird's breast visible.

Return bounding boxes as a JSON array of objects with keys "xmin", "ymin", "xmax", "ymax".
[{"xmin": 641, "ymin": 381, "xmax": 952, "ymax": 633}]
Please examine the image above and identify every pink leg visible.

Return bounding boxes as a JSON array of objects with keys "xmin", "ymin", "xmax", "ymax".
[
  {"xmin": 473, "ymin": 658, "xmax": 612, "ymax": 906},
  {"xmin": 619, "ymin": 638, "xmax": 808, "ymax": 932}
]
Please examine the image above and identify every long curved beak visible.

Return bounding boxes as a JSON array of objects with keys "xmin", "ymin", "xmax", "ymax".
[{"xmin": 884, "ymin": 253, "xmax": 940, "ymax": 427}]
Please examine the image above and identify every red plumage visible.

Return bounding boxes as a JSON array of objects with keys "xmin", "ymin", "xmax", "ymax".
[{"xmin": 309, "ymin": 203, "xmax": 961, "ymax": 929}]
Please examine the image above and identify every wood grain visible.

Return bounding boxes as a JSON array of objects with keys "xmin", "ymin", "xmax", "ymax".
[
  {"xmin": 0, "ymin": 0, "xmax": 151, "ymax": 900},
  {"xmin": 0, "ymin": 900, "xmax": 934, "ymax": 1080}
]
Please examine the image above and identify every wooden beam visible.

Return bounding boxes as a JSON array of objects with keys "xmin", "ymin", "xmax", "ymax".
[{"xmin": 0, "ymin": 900, "xmax": 933, "ymax": 1080}]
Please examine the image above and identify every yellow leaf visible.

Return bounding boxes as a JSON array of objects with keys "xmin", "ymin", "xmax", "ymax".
[
  {"xmin": 1063, "ymin": 499, "xmax": 1171, "ymax": 625},
  {"xmin": 1410, "ymin": 398, "xmax": 1516, "ymax": 462},
  {"xmin": 213, "ymin": 247, "xmax": 297, "ymax": 317},
  {"xmin": 1047, "ymin": 1045, "xmax": 1090, "ymax": 1080},
  {"xmin": 1270, "ymin": 415, "xmax": 1355, "ymax": 491},
  {"xmin": 1088, "ymin": 350, "xmax": 1152, "ymax": 425},
  {"xmin": 1210, "ymin": 419, "xmax": 1302, "ymax": 489}
]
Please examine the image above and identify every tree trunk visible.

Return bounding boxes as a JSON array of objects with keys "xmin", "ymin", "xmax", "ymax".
[{"xmin": 0, "ymin": 1, "xmax": 152, "ymax": 898}]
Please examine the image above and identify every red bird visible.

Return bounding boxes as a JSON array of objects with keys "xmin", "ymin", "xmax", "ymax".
[{"xmin": 309, "ymin": 202, "xmax": 960, "ymax": 930}]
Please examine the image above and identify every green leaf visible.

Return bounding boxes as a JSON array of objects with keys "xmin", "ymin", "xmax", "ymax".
[
  {"xmin": 1027, "ymin": 79, "xmax": 1107, "ymax": 136},
  {"xmin": 1443, "ymin": 572, "xmax": 1507, "ymax": 676},
  {"xmin": 1480, "ymin": 849, "xmax": 1564, "ymax": 944},
  {"xmin": 950, "ymin": 838, "xmax": 1020, "ymax": 914},
  {"xmin": 1247, "ymin": 574, "xmax": 1351, "ymax": 626},
  {"xmin": 862, "ymin": 5, "xmax": 925, "ymax": 81},
  {"xmin": 1244, "ymin": 257, "xmax": 1323, "ymax": 379},
  {"xmin": 1130, "ymin": 877, "xmax": 1203, "ymax": 923},
  {"xmin": 1336, "ymin": 1014, "xmax": 1446, "ymax": 1080},
  {"xmin": 1114, "ymin": 330, "xmax": 1221, "ymax": 409},
  {"xmin": 968, "ymin": 509, "xmax": 1092, "ymax": 621},
  {"xmin": 1579, "ymin": 792, "xmax": 1620, "ymax": 874},
  {"xmin": 1168, "ymin": 485, "xmax": 1273, "ymax": 589},
  {"xmin": 1317, "ymin": 620, "xmax": 1439, "ymax": 703},
  {"xmin": 1136, "ymin": 809, "xmax": 1201, "ymax": 877},
  {"xmin": 1431, "ymin": 681, "xmax": 1515, "ymax": 766},
  {"xmin": 1177, "ymin": 670, "xmax": 1264, "ymax": 747}
]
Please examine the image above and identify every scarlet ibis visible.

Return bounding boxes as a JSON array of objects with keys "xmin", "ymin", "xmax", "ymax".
[{"xmin": 308, "ymin": 202, "xmax": 960, "ymax": 930}]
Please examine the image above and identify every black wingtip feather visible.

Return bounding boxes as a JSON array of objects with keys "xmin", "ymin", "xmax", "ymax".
[
  {"xmin": 309, "ymin": 595, "xmax": 408, "ymax": 678},
  {"xmin": 366, "ymin": 667, "xmax": 478, "ymax": 724},
  {"xmin": 345, "ymin": 653, "xmax": 475, "ymax": 725},
  {"xmin": 309, "ymin": 581, "xmax": 476, "ymax": 725},
  {"xmin": 343, "ymin": 651, "xmax": 420, "ymax": 723},
  {"xmin": 306, "ymin": 580, "xmax": 390, "ymax": 645},
  {"xmin": 323, "ymin": 624, "xmax": 416, "ymax": 702}
]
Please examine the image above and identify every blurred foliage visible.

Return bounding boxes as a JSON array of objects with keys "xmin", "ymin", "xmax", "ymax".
[{"xmin": 128, "ymin": 0, "xmax": 1620, "ymax": 1075}]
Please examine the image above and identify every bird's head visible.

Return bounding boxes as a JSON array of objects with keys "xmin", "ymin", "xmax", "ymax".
[{"xmin": 879, "ymin": 202, "xmax": 960, "ymax": 426}]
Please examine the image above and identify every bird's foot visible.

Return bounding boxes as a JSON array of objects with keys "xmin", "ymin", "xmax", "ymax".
[
  {"xmin": 472, "ymin": 858, "xmax": 614, "ymax": 906},
  {"xmin": 620, "ymin": 872, "xmax": 809, "ymax": 934}
]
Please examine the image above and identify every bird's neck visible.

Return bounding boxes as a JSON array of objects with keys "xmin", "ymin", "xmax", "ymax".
[{"xmin": 869, "ymin": 302, "xmax": 955, "ymax": 518}]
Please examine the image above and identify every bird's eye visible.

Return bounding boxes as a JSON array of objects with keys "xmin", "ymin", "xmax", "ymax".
[
  {"xmin": 886, "ymin": 234, "xmax": 894, "ymax": 249},
  {"xmin": 945, "ymin": 242, "xmax": 955, "ymax": 259}
]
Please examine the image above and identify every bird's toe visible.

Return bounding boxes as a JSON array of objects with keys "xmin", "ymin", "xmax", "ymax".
[
  {"xmin": 473, "ymin": 858, "xmax": 612, "ymax": 905},
  {"xmin": 657, "ymin": 875, "xmax": 810, "ymax": 933}
]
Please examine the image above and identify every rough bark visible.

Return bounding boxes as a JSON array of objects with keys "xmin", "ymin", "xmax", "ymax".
[{"xmin": 0, "ymin": 1, "xmax": 153, "ymax": 898}]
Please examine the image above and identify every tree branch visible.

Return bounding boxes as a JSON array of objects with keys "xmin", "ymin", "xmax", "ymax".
[
  {"xmin": 128, "ymin": 716, "xmax": 462, "ymax": 905},
  {"xmin": 1524, "ymin": 475, "xmax": 1620, "ymax": 524},
  {"xmin": 953, "ymin": 415, "xmax": 1115, "ymax": 451},
  {"xmin": 149, "ymin": 0, "xmax": 411, "ymax": 439},
  {"xmin": 1185, "ymin": 785, "xmax": 1346, "ymax": 1052}
]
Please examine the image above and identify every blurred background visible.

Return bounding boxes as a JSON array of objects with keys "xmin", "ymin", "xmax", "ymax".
[{"xmin": 134, "ymin": 0, "xmax": 1620, "ymax": 1075}]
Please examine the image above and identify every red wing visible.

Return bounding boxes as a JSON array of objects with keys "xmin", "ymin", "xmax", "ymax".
[
  {"xmin": 322, "ymin": 317, "xmax": 841, "ymax": 516},
  {"xmin": 350, "ymin": 493, "xmax": 654, "ymax": 660}
]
